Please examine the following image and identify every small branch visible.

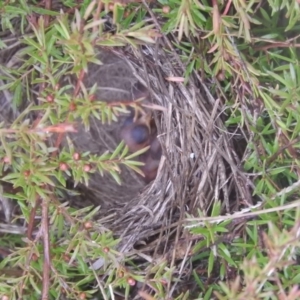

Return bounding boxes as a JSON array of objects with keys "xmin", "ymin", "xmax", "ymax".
[
  {"xmin": 27, "ymin": 198, "xmax": 41, "ymax": 240},
  {"xmin": 211, "ymin": 0, "xmax": 220, "ymax": 34},
  {"xmin": 222, "ymin": 0, "xmax": 232, "ymax": 16},
  {"xmin": 93, "ymin": 1, "xmax": 104, "ymax": 37},
  {"xmin": 41, "ymin": 198, "xmax": 51, "ymax": 300},
  {"xmin": 255, "ymin": 43, "xmax": 300, "ymax": 51},
  {"xmin": 0, "ymin": 123, "xmax": 77, "ymax": 135},
  {"xmin": 54, "ymin": 69, "xmax": 86, "ymax": 153},
  {"xmin": 44, "ymin": 0, "xmax": 52, "ymax": 27},
  {"xmin": 265, "ymin": 136, "xmax": 300, "ymax": 166}
]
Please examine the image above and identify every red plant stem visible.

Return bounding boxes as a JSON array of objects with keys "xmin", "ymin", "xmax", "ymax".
[
  {"xmin": 41, "ymin": 198, "xmax": 51, "ymax": 300},
  {"xmin": 27, "ymin": 198, "xmax": 41, "ymax": 240},
  {"xmin": 222, "ymin": 0, "xmax": 232, "ymax": 16},
  {"xmin": 44, "ymin": 0, "xmax": 52, "ymax": 27}
]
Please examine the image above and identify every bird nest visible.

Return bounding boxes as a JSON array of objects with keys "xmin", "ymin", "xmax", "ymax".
[
  {"xmin": 0, "ymin": 17, "xmax": 251, "ymax": 260},
  {"xmin": 111, "ymin": 43, "xmax": 251, "ymax": 253}
]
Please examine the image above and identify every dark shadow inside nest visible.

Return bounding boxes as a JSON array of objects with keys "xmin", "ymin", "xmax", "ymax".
[{"xmin": 60, "ymin": 50, "xmax": 164, "ymax": 211}]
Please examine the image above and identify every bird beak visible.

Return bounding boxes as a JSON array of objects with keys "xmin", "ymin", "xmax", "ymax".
[{"xmin": 138, "ymin": 112, "xmax": 152, "ymax": 131}]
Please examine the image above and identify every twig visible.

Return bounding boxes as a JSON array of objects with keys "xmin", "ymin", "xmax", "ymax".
[
  {"xmin": 41, "ymin": 197, "xmax": 51, "ymax": 300},
  {"xmin": 255, "ymin": 43, "xmax": 300, "ymax": 51},
  {"xmin": 185, "ymin": 198, "xmax": 300, "ymax": 226},
  {"xmin": 266, "ymin": 136, "xmax": 300, "ymax": 166},
  {"xmin": 44, "ymin": 0, "xmax": 52, "ymax": 27},
  {"xmin": 222, "ymin": 0, "xmax": 232, "ymax": 16},
  {"xmin": 27, "ymin": 198, "xmax": 41, "ymax": 240}
]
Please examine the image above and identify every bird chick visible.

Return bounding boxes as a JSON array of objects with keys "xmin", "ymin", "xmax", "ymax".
[
  {"xmin": 120, "ymin": 109, "xmax": 162, "ymax": 183},
  {"xmin": 120, "ymin": 111, "xmax": 151, "ymax": 153},
  {"xmin": 140, "ymin": 137, "xmax": 162, "ymax": 183}
]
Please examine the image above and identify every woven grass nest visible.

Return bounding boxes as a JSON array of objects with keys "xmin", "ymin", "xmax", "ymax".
[
  {"xmin": 0, "ymin": 16, "xmax": 252, "ymax": 260},
  {"xmin": 112, "ymin": 44, "xmax": 252, "ymax": 253}
]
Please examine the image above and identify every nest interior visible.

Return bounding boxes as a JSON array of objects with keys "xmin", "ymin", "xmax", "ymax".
[{"xmin": 0, "ymin": 26, "xmax": 253, "ymax": 259}]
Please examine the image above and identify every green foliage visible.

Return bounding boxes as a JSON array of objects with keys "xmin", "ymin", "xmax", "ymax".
[
  {"xmin": 187, "ymin": 201, "xmax": 300, "ymax": 299},
  {"xmin": 1, "ymin": 0, "xmax": 300, "ymax": 299},
  {"xmin": 0, "ymin": 1, "xmax": 162, "ymax": 299}
]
